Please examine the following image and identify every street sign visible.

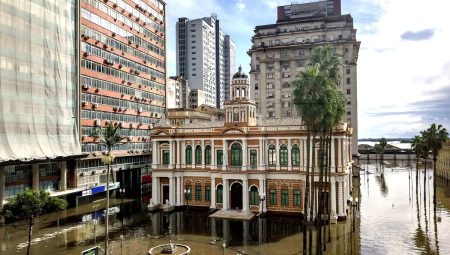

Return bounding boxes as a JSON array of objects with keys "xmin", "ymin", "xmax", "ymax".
[
  {"xmin": 81, "ymin": 189, "xmax": 92, "ymax": 197},
  {"xmin": 81, "ymin": 246, "xmax": 99, "ymax": 255}
]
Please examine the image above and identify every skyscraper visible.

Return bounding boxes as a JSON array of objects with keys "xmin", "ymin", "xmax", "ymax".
[
  {"xmin": 249, "ymin": 1, "xmax": 360, "ymax": 155},
  {"xmin": 176, "ymin": 15, "xmax": 235, "ymax": 109},
  {"xmin": 79, "ymin": 0, "xmax": 166, "ymax": 199},
  {"xmin": 224, "ymin": 35, "xmax": 236, "ymax": 102}
]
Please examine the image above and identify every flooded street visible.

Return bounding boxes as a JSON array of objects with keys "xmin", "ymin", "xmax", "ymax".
[{"xmin": 1, "ymin": 161, "xmax": 450, "ymax": 254}]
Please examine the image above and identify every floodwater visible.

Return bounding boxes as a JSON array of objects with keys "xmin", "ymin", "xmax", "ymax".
[{"xmin": 1, "ymin": 160, "xmax": 450, "ymax": 255}]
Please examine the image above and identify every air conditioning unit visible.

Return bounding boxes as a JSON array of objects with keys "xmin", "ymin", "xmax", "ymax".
[
  {"xmin": 148, "ymin": 124, "xmax": 153, "ymax": 130},
  {"xmin": 113, "ymin": 106, "xmax": 118, "ymax": 111},
  {"xmin": 82, "ymin": 101, "xmax": 88, "ymax": 106},
  {"xmin": 118, "ymin": 107, "xmax": 123, "ymax": 111},
  {"xmin": 119, "ymin": 121, "xmax": 124, "ymax": 127},
  {"xmin": 82, "ymin": 84, "xmax": 90, "ymax": 89},
  {"xmin": 93, "ymin": 103, "xmax": 98, "ymax": 109},
  {"xmin": 94, "ymin": 119, "xmax": 101, "ymax": 126},
  {"xmin": 128, "ymin": 136, "xmax": 133, "ymax": 141},
  {"xmin": 137, "ymin": 107, "xmax": 143, "ymax": 113}
]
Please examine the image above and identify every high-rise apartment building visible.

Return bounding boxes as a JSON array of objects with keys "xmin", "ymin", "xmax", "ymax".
[
  {"xmin": 249, "ymin": 1, "xmax": 360, "ymax": 155},
  {"xmin": 0, "ymin": 0, "xmax": 82, "ymax": 213},
  {"xmin": 176, "ymin": 15, "xmax": 235, "ymax": 109},
  {"xmin": 167, "ymin": 76, "xmax": 189, "ymax": 109},
  {"xmin": 80, "ymin": 0, "xmax": 166, "ymax": 199},
  {"xmin": 224, "ymin": 35, "xmax": 236, "ymax": 102}
]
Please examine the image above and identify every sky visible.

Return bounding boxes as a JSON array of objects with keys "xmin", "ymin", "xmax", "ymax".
[{"xmin": 164, "ymin": 0, "xmax": 450, "ymax": 139}]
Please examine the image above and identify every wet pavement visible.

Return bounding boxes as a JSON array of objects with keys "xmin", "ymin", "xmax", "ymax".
[{"xmin": 1, "ymin": 160, "xmax": 450, "ymax": 254}]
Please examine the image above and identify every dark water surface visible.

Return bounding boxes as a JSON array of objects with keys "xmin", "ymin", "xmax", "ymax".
[{"xmin": 1, "ymin": 161, "xmax": 450, "ymax": 254}]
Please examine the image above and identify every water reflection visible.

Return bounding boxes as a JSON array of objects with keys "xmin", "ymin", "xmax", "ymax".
[{"xmin": 2, "ymin": 163, "xmax": 450, "ymax": 254}]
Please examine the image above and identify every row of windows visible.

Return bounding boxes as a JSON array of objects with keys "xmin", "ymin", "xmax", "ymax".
[
  {"xmin": 82, "ymin": 76, "xmax": 164, "ymax": 103},
  {"xmin": 81, "ymin": 7, "xmax": 164, "ymax": 47},
  {"xmin": 184, "ymin": 185, "xmax": 302, "ymax": 207},
  {"xmin": 182, "ymin": 144, "xmax": 301, "ymax": 166},
  {"xmin": 81, "ymin": 25, "xmax": 164, "ymax": 63},
  {"xmin": 82, "ymin": 42, "xmax": 164, "ymax": 79},
  {"xmin": 82, "ymin": 142, "xmax": 150, "ymax": 152},
  {"xmin": 81, "ymin": 59, "xmax": 164, "ymax": 90},
  {"xmin": 81, "ymin": 126, "xmax": 150, "ymax": 138},
  {"xmin": 84, "ymin": 0, "xmax": 164, "ymax": 33},
  {"xmin": 81, "ymin": 110, "xmax": 158, "ymax": 126},
  {"xmin": 78, "ymin": 156, "xmax": 149, "ymax": 170},
  {"xmin": 81, "ymin": 93, "xmax": 163, "ymax": 114}
]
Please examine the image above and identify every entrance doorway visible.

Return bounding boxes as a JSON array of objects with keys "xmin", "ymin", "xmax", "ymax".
[
  {"xmin": 230, "ymin": 182, "xmax": 243, "ymax": 210},
  {"xmin": 162, "ymin": 185, "xmax": 169, "ymax": 204}
]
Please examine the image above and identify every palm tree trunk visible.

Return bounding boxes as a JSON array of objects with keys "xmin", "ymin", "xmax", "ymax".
[
  {"xmin": 309, "ymin": 132, "xmax": 316, "ymax": 255},
  {"xmin": 303, "ymin": 127, "xmax": 311, "ymax": 255},
  {"xmin": 327, "ymin": 130, "xmax": 332, "ymax": 243},
  {"xmin": 27, "ymin": 219, "xmax": 33, "ymax": 255},
  {"xmin": 433, "ymin": 157, "xmax": 437, "ymax": 208},
  {"xmin": 105, "ymin": 161, "xmax": 111, "ymax": 255}
]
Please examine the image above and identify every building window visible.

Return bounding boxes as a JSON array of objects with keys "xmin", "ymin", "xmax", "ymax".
[
  {"xmin": 205, "ymin": 145, "xmax": 211, "ymax": 165},
  {"xmin": 346, "ymin": 89, "xmax": 351, "ymax": 95},
  {"xmin": 268, "ymin": 144, "xmax": 276, "ymax": 166},
  {"xmin": 281, "ymin": 189, "xmax": 288, "ymax": 206},
  {"xmin": 217, "ymin": 185, "xmax": 223, "ymax": 203},
  {"xmin": 266, "ymin": 73, "xmax": 274, "ymax": 79},
  {"xmin": 186, "ymin": 185, "xmax": 192, "ymax": 200},
  {"xmin": 347, "ymin": 100, "xmax": 351, "ymax": 105},
  {"xmin": 347, "ymin": 111, "xmax": 351, "ymax": 115},
  {"xmin": 292, "ymin": 144, "xmax": 300, "ymax": 166},
  {"xmin": 346, "ymin": 78, "xmax": 351, "ymax": 84},
  {"xmin": 195, "ymin": 185, "xmax": 202, "ymax": 201},
  {"xmin": 162, "ymin": 150, "xmax": 169, "ymax": 165},
  {"xmin": 346, "ymin": 68, "xmax": 350, "ymax": 74},
  {"xmin": 294, "ymin": 190, "xmax": 301, "ymax": 206},
  {"xmin": 195, "ymin": 145, "xmax": 202, "ymax": 164},
  {"xmin": 205, "ymin": 186, "xmax": 211, "ymax": 201},
  {"xmin": 217, "ymin": 150, "xmax": 223, "ymax": 166},
  {"xmin": 186, "ymin": 146, "xmax": 192, "ymax": 164},
  {"xmin": 231, "ymin": 143, "xmax": 242, "ymax": 166},
  {"xmin": 250, "ymin": 150, "xmax": 257, "ymax": 167},
  {"xmin": 250, "ymin": 186, "xmax": 259, "ymax": 205},
  {"xmin": 280, "ymin": 145, "xmax": 288, "ymax": 166},
  {"xmin": 270, "ymin": 189, "xmax": 277, "ymax": 205}
]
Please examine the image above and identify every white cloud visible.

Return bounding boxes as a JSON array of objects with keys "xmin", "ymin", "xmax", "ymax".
[
  {"xmin": 354, "ymin": 0, "xmax": 450, "ymax": 138},
  {"xmin": 236, "ymin": 0, "xmax": 246, "ymax": 11}
]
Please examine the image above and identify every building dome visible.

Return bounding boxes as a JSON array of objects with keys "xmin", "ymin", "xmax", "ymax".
[{"xmin": 232, "ymin": 65, "xmax": 248, "ymax": 79}]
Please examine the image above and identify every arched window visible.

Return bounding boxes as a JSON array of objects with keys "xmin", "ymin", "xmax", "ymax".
[
  {"xmin": 268, "ymin": 144, "xmax": 276, "ymax": 166},
  {"xmin": 250, "ymin": 186, "xmax": 259, "ymax": 205},
  {"xmin": 195, "ymin": 145, "xmax": 202, "ymax": 164},
  {"xmin": 231, "ymin": 143, "xmax": 242, "ymax": 166},
  {"xmin": 292, "ymin": 144, "xmax": 300, "ymax": 166},
  {"xmin": 216, "ymin": 184, "xmax": 223, "ymax": 203},
  {"xmin": 280, "ymin": 144, "xmax": 288, "ymax": 166},
  {"xmin": 185, "ymin": 145, "xmax": 192, "ymax": 164},
  {"xmin": 205, "ymin": 145, "xmax": 211, "ymax": 165}
]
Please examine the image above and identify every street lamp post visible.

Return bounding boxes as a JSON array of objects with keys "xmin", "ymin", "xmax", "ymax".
[
  {"xmin": 184, "ymin": 188, "xmax": 191, "ymax": 213},
  {"xmin": 259, "ymin": 192, "xmax": 266, "ymax": 215},
  {"xmin": 222, "ymin": 242, "xmax": 226, "ymax": 255}
]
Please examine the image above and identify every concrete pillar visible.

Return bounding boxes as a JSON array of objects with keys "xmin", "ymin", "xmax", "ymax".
[
  {"xmin": 211, "ymin": 140, "xmax": 216, "ymax": 170},
  {"xmin": 288, "ymin": 139, "xmax": 292, "ymax": 171},
  {"xmin": 152, "ymin": 177, "xmax": 159, "ymax": 204},
  {"xmin": 302, "ymin": 138, "xmax": 307, "ymax": 170},
  {"xmin": 169, "ymin": 177, "xmax": 174, "ymax": 205},
  {"xmin": 32, "ymin": 164, "xmax": 39, "ymax": 191},
  {"xmin": 258, "ymin": 138, "xmax": 264, "ymax": 170},
  {"xmin": 337, "ymin": 139, "xmax": 342, "ymax": 172},
  {"xmin": 169, "ymin": 140, "xmax": 174, "ymax": 169},
  {"xmin": 223, "ymin": 179, "xmax": 229, "ymax": 210},
  {"xmin": 275, "ymin": 139, "xmax": 280, "ymax": 170},
  {"xmin": 176, "ymin": 140, "xmax": 180, "ymax": 169},
  {"xmin": 210, "ymin": 176, "xmax": 216, "ymax": 209},
  {"xmin": 60, "ymin": 161, "xmax": 67, "ymax": 191},
  {"xmin": 0, "ymin": 166, "xmax": 5, "ymax": 213},
  {"xmin": 201, "ymin": 139, "xmax": 205, "ymax": 168},
  {"xmin": 152, "ymin": 142, "xmax": 157, "ymax": 168},
  {"xmin": 242, "ymin": 139, "xmax": 248, "ymax": 171},
  {"xmin": 330, "ymin": 180, "xmax": 337, "ymax": 219},
  {"xmin": 223, "ymin": 140, "xmax": 228, "ymax": 168},
  {"xmin": 243, "ymin": 179, "xmax": 249, "ymax": 211},
  {"xmin": 180, "ymin": 176, "xmax": 184, "ymax": 205},
  {"xmin": 176, "ymin": 176, "xmax": 182, "ymax": 206},
  {"xmin": 331, "ymin": 138, "xmax": 335, "ymax": 170},
  {"xmin": 337, "ymin": 181, "xmax": 344, "ymax": 217}
]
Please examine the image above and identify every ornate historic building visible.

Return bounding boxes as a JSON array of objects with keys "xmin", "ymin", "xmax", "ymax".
[
  {"xmin": 437, "ymin": 140, "xmax": 450, "ymax": 180},
  {"xmin": 151, "ymin": 67, "xmax": 353, "ymax": 219}
]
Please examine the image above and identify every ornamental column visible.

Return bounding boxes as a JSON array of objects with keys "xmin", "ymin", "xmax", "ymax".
[
  {"xmin": 201, "ymin": 139, "xmax": 205, "ymax": 169},
  {"xmin": 210, "ymin": 176, "xmax": 216, "ymax": 209},
  {"xmin": 211, "ymin": 139, "xmax": 216, "ymax": 170},
  {"xmin": 337, "ymin": 181, "xmax": 344, "ymax": 218},
  {"xmin": 287, "ymin": 139, "xmax": 292, "ymax": 171},
  {"xmin": 60, "ymin": 161, "xmax": 67, "ymax": 191},
  {"xmin": 275, "ymin": 139, "xmax": 280, "ymax": 170},
  {"xmin": 32, "ymin": 164, "xmax": 39, "ymax": 191},
  {"xmin": 152, "ymin": 141, "xmax": 158, "ymax": 168},
  {"xmin": 223, "ymin": 179, "xmax": 229, "ymax": 210},
  {"xmin": 242, "ymin": 139, "xmax": 248, "ymax": 171},
  {"xmin": 242, "ymin": 179, "xmax": 249, "ymax": 211},
  {"xmin": 169, "ymin": 140, "xmax": 174, "ymax": 169},
  {"xmin": 169, "ymin": 177, "xmax": 174, "ymax": 205},
  {"xmin": 330, "ymin": 180, "xmax": 337, "ymax": 221},
  {"xmin": 331, "ymin": 138, "xmax": 335, "ymax": 171},
  {"xmin": 223, "ymin": 140, "xmax": 228, "ymax": 169},
  {"xmin": 152, "ymin": 177, "xmax": 160, "ymax": 204}
]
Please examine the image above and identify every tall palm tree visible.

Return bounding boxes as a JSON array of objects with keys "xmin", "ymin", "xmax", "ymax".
[
  {"xmin": 411, "ymin": 135, "xmax": 424, "ymax": 195},
  {"xmin": 422, "ymin": 124, "xmax": 448, "ymax": 207},
  {"xmin": 293, "ymin": 64, "xmax": 330, "ymax": 255},
  {"xmin": 96, "ymin": 121, "xmax": 122, "ymax": 255},
  {"xmin": 379, "ymin": 137, "xmax": 387, "ymax": 167}
]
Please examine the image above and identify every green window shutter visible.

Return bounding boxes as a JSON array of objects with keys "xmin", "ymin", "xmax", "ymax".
[
  {"xmin": 216, "ymin": 185, "xmax": 223, "ymax": 203},
  {"xmin": 281, "ymin": 189, "xmax": 288, "ymax": 206},
  {"xmin": 294, "ymin": 190, "xmax": 301, "ymax": 206},
  {"xmin": 205, "ymin": 186, "xmax": 211, "ymax": 201},
  {"xmin": 270, "ymin": 189, "xmax": 277, "ymax": 205},
  {"xmin": 195, "ymin": 185, "xmax": 202, "ymax": 201},
  {"xmin": 217, "ymin": 150, "xmax": 223, "ymax": 166},
  {"xmin": 186, "ymin": 146, "xmax": 192, "ymax": 164}
]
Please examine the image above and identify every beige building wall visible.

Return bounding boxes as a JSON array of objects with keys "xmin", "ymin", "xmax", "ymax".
[{"xmin": 249, "ymin": 14, "xmax": 360, "ymax": 155}]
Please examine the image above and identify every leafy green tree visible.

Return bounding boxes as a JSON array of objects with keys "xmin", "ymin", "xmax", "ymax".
[
  {"xmin": 2, "ymin": 190, "xmax": 67, "ymax": 255},
  {"xmin": 95, "ymin": 121, "xmax": 122, "ymax": 255}
]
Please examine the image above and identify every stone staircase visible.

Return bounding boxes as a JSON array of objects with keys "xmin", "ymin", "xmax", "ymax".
[{"xmin": 209, "ymin": 209, "xmax": 255, "ymax": 221}]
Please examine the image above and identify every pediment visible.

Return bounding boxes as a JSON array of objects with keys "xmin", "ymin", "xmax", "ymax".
[{"xmin": 221, "ymin": 127, "xmax": 246, "ymax": 134}]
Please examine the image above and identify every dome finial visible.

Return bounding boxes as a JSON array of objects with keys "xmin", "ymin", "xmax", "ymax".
[{"xmin": 238, "ymin": 65, "xmax": 242, "ymax": 72}]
